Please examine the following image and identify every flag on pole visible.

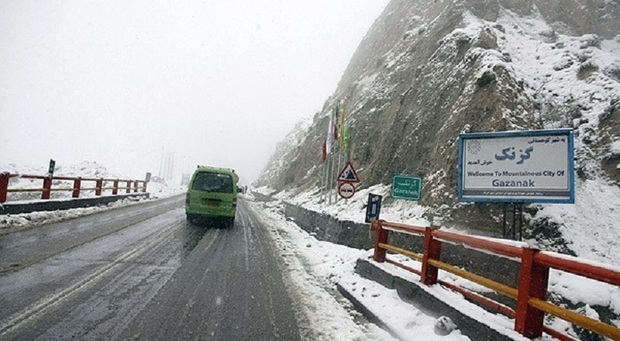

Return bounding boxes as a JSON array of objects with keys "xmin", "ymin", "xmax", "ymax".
[
  {"xmin": 332, "ymin": 103, "xmax": 340, "ymax": 140},
  {"xmin": 326, "ymin": 110, "xmax": 334, "ymax": 157},
  {"xmin": 338, "ymin": 99, "xmax": 347, "ymax": 139},
  {"xmin": 336, "ymin": 99, "xmax": 351, "ymax": 159},
  {"xmin": 342, "ymin": 126, "xmax": 351, "ymax": 159},
  {"xmin": 339, "ymin": 99, "xmax": 346, "ymax": 146}
]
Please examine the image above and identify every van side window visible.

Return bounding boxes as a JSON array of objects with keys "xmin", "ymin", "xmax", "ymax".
[{"xmin": 192, "ymin": 172, "xmax": 233, "ymax": 193}]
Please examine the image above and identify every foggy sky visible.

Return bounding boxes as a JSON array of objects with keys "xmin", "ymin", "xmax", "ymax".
[{"xmin": 0, "ymin": 0, "xmax": 388, "ymax": 184}]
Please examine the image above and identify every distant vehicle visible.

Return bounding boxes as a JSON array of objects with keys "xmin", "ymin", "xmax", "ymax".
[{"xmin": 185, "ymin": 166, "xmax": 240, "ymax": 228}]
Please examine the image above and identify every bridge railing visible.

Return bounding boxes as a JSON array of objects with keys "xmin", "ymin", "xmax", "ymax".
[
  {"xmin": 371, "ymin": 219, "xmax": 620, "ymax": 341},
  {"xmin": 0, "ymin": 172, "xmax": 148, "ymax": 203}
]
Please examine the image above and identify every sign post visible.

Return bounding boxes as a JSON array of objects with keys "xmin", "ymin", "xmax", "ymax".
[
  {"xmin": 47, "ymin": 159, "xmax": 56, "ymax": 177},
  {"xmin": 42, "ymin": 159, "xmax": 55, "ymax": 200},
  {"xmin": 391, "ymin": 175, "xmax": 422, "ymax": 201},
  {"xmin": 365, "ymin": 193, "xmax": 382, "ymax": 223}
]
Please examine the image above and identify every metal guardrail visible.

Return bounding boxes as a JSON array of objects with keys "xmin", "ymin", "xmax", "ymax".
[
  {"xmin": 0, "ymin": 172, "xmax": 148, "ymax": 203},
  {"xmin": 370, "ymin": 219, "xmax": 620, "ymax": 341}
]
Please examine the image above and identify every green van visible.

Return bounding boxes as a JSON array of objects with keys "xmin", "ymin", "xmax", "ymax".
[{"xmin": 185, "ymin": 166, "xmax": 239, "ymax": 228}]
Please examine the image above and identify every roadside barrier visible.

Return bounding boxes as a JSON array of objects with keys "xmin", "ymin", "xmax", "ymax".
[
  {"xmin": 370, "ymin": 219, "xmax": 620, "ymax": 341},
  {"xmin": 0, "ymin": 172, "xmax": 148, "ymax": 204}
]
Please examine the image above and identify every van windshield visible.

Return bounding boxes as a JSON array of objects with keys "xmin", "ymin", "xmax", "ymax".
[{"xmin": 192, "ymin": 172, "xmax": 233, "ymax": 193}]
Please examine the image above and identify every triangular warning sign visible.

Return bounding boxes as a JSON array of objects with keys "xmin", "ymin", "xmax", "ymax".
[{"xmin": 337, "ymin": 161, "xmax": 360, "ymax": 183}]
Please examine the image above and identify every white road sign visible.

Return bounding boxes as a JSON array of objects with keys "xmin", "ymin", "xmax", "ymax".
[
  {"xmin": 458, "ymin": 129, "xmax": 575, "ymax": 203},
  {"xmin": 338, "ymin": 182, "xmax": 356, "ymax": 199}
]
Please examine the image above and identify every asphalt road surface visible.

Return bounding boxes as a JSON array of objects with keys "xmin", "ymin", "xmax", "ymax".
[{"xmin": 0, "ymin": 195, "xmax": 300, "ymax": 340}]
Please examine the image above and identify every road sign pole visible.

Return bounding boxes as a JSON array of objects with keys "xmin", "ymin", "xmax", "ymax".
[
  {"xmin": 326, "ymin": 157, "xmax": 330, "ymax": 204},
  {"xmin": 321, "ymin": 161, "xmax": 327, "ymax": 202}
]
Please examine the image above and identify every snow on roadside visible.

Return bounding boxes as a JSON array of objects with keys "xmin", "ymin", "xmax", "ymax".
[
  {"xmin": 250, "ymin": 7, "xmax": 620, "ymax": 340},
  {"xmin": 262, "ymin": 183, "xmax": 431, "ymax": 227},
  {"xmin": 0, "ymin": 162, "xmax": 185, "ymax": 234},
  {"xmin": 1, "ymin": 161, "xmax": 185, "ymax": 203},
  {"xmin": 251, "ymin": 184, "xmax": 620, "ymax": 339},
  {"xmin": 246, "ymin": 197, "xmax": 396, "ymax": 340},
  {"xmin": 530, "ymin": 178, "xmax": 620, "ymax": 266},
  {"xmin": 0, "ymin": 198, "xmax": 146, "ymax": 234},
  {"xmin": 246, "ymin": 197, "xmax": 477, "ymax": 341}
]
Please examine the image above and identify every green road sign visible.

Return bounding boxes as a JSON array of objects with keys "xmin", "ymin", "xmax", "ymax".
[{"xmin": 391, "ymin": 175, "xmax": 422, "ymax": 201}]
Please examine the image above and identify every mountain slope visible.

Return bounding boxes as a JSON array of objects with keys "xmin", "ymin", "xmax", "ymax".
[{"xmin": 256, "ymin": 0, "xmax": 619, "ymax": 234}]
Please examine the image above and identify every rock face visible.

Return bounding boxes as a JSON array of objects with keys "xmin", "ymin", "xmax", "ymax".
[{"xmin": 256, "ymin": 0, "xmax": 620, "ymax": 231}]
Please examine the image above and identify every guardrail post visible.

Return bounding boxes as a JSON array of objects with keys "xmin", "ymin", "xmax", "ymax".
[
  {"xmin": 95, "ymin": 178, "xmax": 103, "ymax": 196},
  {"xmin": 126, "ymin": 181, "xmax": 131, "ymax": 194},
  {"xmin": 72, "ymin": 177, "xmax": 81, "ymax": 198},
  {"xmin": 372, "ymin": 220, "xmax": 388, "ymax": 262},
  {"xmin": 142, "ymin": 181, "xmax": 148, "ymax": 193},
  {"xmin": 421, "ymin": 226, "xmax": 442, "ymax": 285},
  {"xmin": 0, "ymin": 172, "xmax": 10, "ymax": 203},
  {"xmin": 133, "ymin": 180, "xmax": 138, "ymax": 193},
  {"xmin": 112, "ymin": 179, "xmax": 119, "ymax": 195},
  {"xmin": 42, "ymin": 176, "xmax": 52, "ymax": 199},
  {"xmin": 515, "ymin": 247, "xmax": 549, "ymax": 338}
]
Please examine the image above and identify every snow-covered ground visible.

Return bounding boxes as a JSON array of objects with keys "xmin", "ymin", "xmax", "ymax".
[
  {"xmin": 245, "ymin": 194, "xmax": 528, "ymax": 341},
  {"xmin": 1, "ymin": 162, "xmax": 475, "ymax": 339},
  {"xmin": 252, "ymin": 182, "xmax": 620, "ymax": 340},
  {"xmin": 251, "ymin": 7, "xmax": 620, "ymax": 339},
  {"xmin": 251, "ymin": 186, "xmax": 616, "ymax": 340},
  {"xmin": 0, "ymin": 162, "xmax": 185, "ymax": 233},
  {"xmin": 0, "ymin": 166, "xmax": 496, "ymax": 339},
  {"xmin": 1, "ymin": 161, "xmax": 184, "ymax": 201},
  {"xmin": 3, "ymin": 8, "xmax": 620, "ymax": 335},
  {"xmin": 254, "ymin": 164, "xmax": 620, "ymax": 339},
  {"xmin": 2, "ymin": 163, "xmax": 618, "ymax": 339}
]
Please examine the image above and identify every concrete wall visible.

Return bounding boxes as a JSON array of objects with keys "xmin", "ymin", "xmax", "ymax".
[
  {"xmin": 353, "ymin": 258, "xmax": 517, "ymax": 341},
  {"xmin": 283, "ymin": 202, "xmax": 374, "ymax": 250},
  {"xmin": 252, "ymin": 194, "xmax": 525, "ymax": 337},
  {"xmin": 0, "ymin": 193, "xmax": 150, "ymax": 215},
  {"xmin": 281, "ymin": 200, "xmax": 520, "ymax": 296}
]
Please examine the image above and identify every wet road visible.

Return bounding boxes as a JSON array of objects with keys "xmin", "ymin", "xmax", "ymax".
[{"xmin": 0, "ymin": 196, "xmax": 300, "ymax": 340}]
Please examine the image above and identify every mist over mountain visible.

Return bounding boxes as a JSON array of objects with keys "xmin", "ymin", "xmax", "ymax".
[{"xmin": 256, "ymin": 0, "xmax": 620, "ymax": 234}]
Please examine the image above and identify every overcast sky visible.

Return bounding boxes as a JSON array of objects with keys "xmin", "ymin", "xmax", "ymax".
[{"xmin": 0, "ymin": 0, "xmax": 388, "ymax": 183}]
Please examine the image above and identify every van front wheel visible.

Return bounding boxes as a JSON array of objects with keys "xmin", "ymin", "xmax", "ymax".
[{"xmin": 227, "ymin": 217, "xmax": 235, "ymax": 229}]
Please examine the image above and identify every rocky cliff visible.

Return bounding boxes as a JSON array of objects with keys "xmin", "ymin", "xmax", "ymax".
[{"xmin": 255, "ymin": 0, "xmax": 620, "ymax": 232}]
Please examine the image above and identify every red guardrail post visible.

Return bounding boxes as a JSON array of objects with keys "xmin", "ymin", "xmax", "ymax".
[
  {"xmin": 72, "ymin": 177, "xmax": 81, "ymax": 198},
  {"xmin": 421, "ymin": 226, "xmax": 442, "ymax": 285},
  {"xmin": 133, "ymin": 180, "xmax": 138, "ymax": 193},
  {"xmin": 515, "ymin": 247, "xmax": 549, "ymax": 338},
  {"xmin": 0, "ymin": 172, "xmax": 10, "ymax": 203},
  {"xmin": 112, "ymin": 179, "xmax": 119, "ymax": 195},
  {"xmin": 95, "ymin": 178, "xmax": 103, "ymax": 196},
  {"xmin": 142, "ymin": 181, "xmax": 148, "ymax": 193},
  {"xmin": 42, "ymin": 176, "xmax": 52, "ymax": 199},
  {"xmin": 126, "ymin": 181, "xmax": 131, "ymax": 194},
  {"xmin": 373, "ymin": 220, "xmax": 389, "ymax": 262}
]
